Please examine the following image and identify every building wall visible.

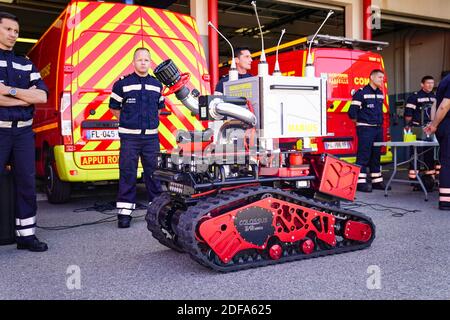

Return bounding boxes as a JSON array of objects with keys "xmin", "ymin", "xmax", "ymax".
[{"xmin": 376, "ymin": 29, "xmax": 450, "ymax": 99}]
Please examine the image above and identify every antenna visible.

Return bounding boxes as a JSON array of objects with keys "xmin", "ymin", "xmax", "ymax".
[
  {"xmin": 251, "ymin": 1, "xmax": 268, "ymax": 76},
  {"xmin": 273, "ymin": 29, "xmax": 286, "ymax": 76},
  {"xmin": 305, "ymin": 10, "xmax": 334, "ymax": 77},
  {"xmin": 208, "ymin": 21, "xmax": 238, "ymax": 81}
]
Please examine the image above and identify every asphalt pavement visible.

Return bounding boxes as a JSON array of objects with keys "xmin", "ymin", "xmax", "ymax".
[{"xmin": 1, "ymin": 176, "xmax": 449, "ymax": 300}]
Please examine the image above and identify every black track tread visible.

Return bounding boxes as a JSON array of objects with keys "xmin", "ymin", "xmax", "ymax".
[
  {"xmin": 145, "ymin": 192, "xmax": 184, "ymax": 253},
  {"xmin": 176, "ymin": 186, "xmax": 376, "ymax": 272}
]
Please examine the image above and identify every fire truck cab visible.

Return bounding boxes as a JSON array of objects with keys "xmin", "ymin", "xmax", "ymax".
[{"xmin": 28, "ymin": 0, "xmax": 209, "ymax": 203}]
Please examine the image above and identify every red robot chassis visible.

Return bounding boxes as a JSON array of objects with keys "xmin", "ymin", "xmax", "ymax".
[{"xmin": 145, "ymin": 60, "xmax": 375, "ymax": 272}]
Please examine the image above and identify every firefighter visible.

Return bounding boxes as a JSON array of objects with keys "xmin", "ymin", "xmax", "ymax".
[
  {"xmin": 0, "ymin": 12, "xmax": 48, "ymax": 251},
  {"xmin": 424, "ymin": 72, "xmax": 450, "ymax": 210},
  {"xmin": 349, "ymin": 69, "xmax": 387, "ymax": 192},
  {"xmin": 214, "ymin": 47, "xmax": 253, "ymax": 94},
  {"xmin": 404, "ymin": 76, "xmax": 437, "ymax": 189},
  {"xmin": 109, "ymin": 47, "xmax": 164, "ymax": 228}
]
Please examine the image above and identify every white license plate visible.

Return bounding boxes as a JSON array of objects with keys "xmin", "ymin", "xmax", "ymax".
[
  {"xmin": 324, "ymin": 141, "xmax": 351, "ymax": 150},
  {"xmin": 86, "ymin": 129, "xmax": 119, "ymax": 140}
]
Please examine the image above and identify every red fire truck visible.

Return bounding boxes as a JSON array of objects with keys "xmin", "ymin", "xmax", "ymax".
[
  {"xmin": 220, "ymin": 35, "xmax": 393, "ymax": 163},
  {"xmin": 28, "ymin": 0, "xmax": 209, "ymax": 203}
]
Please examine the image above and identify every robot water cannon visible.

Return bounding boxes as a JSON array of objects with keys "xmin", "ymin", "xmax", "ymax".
[
  {"xmin": 154, "ymin": 59, "xmax": 199, "ymax": 115},
  {"xmin": 154, "ymin": 59, "xmax": 257, "ymax": 126},
  {"xmin": 251, "ymin": 1, "xmax": 268, "ymax": 77},
  {"xmin": 305, "ymin": 10, "xmax": 334, "ymax": 77},
  {"xmin": 273, "ymin": 29, "xmax": 286, "ymax": 76},
  {"xmin": 208, "ymin": 21, "xmax": 238, "ymax": 83}
]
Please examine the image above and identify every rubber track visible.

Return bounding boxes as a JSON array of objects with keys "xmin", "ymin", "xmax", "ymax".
[
  {"xmin": 145, "ymin": 193, "xmax": 184, "ymax": 252},
  {"xmin": 175, "ymin": 186, "xmax": 376, "ymax": 272}
]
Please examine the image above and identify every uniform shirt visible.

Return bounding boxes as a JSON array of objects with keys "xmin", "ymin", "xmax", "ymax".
[
  {"xmin": 109, "ymin": 72, "xmax": 165, "ymax": 130},
  {"xmin": 0, "ymin": 48, "xmax": 48, "ymax": 121},
  {"xmin": 348, "ymin": 84, "xmax": 385, "ymax": 125},
  {"xmin": 437, "ymin": 74, "xmax": 450, "ymax": 119},
  {"xmin": 214, "ymin": 73, "xmax": 253, "ymax": 94},
  {"xmin": 404, "ymin": 89, "xmax": 436, "ymax": 125}
]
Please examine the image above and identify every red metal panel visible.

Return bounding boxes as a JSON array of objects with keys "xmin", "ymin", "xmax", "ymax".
[{"xmin": 318, "ymin": 155, "xmax": 360, "ymax": 201}]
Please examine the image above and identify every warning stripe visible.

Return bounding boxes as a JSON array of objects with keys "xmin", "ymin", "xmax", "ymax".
[
  {"xmin": 74, "ymin": 8, "xmax": 141, "ymax": 67},
  {"xmin": 76, "ymin": 27, "xmax": 142, "ymax": 88},
  {"xmin": 140, "ymin": 37, "xmax": 202, "ymax": 131},
  {"xmin": 64, "ymin": 3, "xmax": 207, "ymax": 152},
  {"xmin": 66, "ymin": 3, "xmax": 116, "ymax": 52},
  {"xmin": 327, "ymin": 100, "xmax": 342, "ymax": 112},
  {"xmin": 141, "ymin": 12, "xmax": 202, "ymax": 85},
  {"xmin": 67, "ymin": 4, "xmax": 116, "ymax": 47}
]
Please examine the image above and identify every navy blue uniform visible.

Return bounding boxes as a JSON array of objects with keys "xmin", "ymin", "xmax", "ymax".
[
  {"xmin": 109, "ymin": 72, "xmax": 164, "ymax": 217},
  {"xmin": 434, "ymin": 74, "xmax": 450, "ymax": 209},
  {"xmin": 214, "ymin": 73, "xmax": 252, "ymax": 94},
  {"xmin": 0, "ymin": 48, "xmax": 48, "ymax": 239},
  {"xmin": 348, "ymin": 84, "xmax": 385, "ymax": 187},
  {"xmin": 405, "ymin": 90, "xmax": 437, "ymax": 178}
]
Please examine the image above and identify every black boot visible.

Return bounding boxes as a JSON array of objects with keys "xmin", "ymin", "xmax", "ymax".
[
  {"xmin": 439, "ymin": 202, "xmax": 450, "ymax": 211},
  {"xmin": 118, "ymin": 214, "xmax": 132, "ymax": 228},
  {"xmin": 17, "ymin": 235, "xmax": 48, "ymax": 252},
  {"xmin": 372, "ymin": 181, "xmax": 391, "ymax": 190},
  {"xmin": 357, "ymin": 183, "xmax": 372, "ymax": 192}
]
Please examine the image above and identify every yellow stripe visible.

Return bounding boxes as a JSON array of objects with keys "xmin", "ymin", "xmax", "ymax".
[
  {"xmin": 81, "ymin": 141, "xmax": 102, "ymax": 151},
  {"xmin": 383, "ymin": 104, "xmax": 388, "ymax": 113},
  {"xmin": 72, "ymin": 93, "xmax": 99, "ymax": 121},
  {"xmin": 141, "ymin": 29, "xmax": 200, "ymax": 89},
  {"xmin": 158, "ymin": 122, "xmax": 177, "ymax": 147},
  {"xmin": 342, "ymin": 101, "xmax": 352, "ymax": 112},
  {"xmin": 92, "ymin": 45, "xmax": 139, "ymax": 90},
  {"xmin": 34, "ymin": 122, "xmax": 58, "ymax": 133},
  {"xmin": 67, "ymin": 3, "xmax": 115, "ymax": 49},
  {"xmin": 328, "ymin": 100, "xmax": 341, "ymax": 112},
  {"xmin": 77, "ymin": 24, "xmax": 141, "ymax": 88},
  {"xmin": 73, "ymin": 126, "xmax": 81, "ymax": 145},
  {"xmin": 77, "ymin": 7, "xmax": 140, "ymax": 67},
  {"xmin": 166, "ymin": 113, "xmax": 188, "ymax": 132},
  {"xmin": 87, "ymin": 103, "xmax": 110, "ymax": 121},
  {"xmin": 165, "ymin": 11, "xmax": 204, "ymax": 62},
  {"xmin": 139, "ymin": 43, "xmax": 203, "ymax": 132},
  {"xmin": 106, "ymin": 140, "xmax": 120, "ymax": 151},
  {"xmin": 65, "ymin": 2, "xmax": 89, "ymax": 50}
]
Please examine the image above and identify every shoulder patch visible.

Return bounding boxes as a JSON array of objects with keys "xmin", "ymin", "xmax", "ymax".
[
  {"xmin": 119, "ymin": 73, "xmax": 133, "ymax": 81},
  {"xmin": 16, "ymin": 53, "xmax": 30, "ymax": 60}
]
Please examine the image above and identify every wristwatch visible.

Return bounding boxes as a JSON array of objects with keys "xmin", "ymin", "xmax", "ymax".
[{"xmin": 8, "ymin": 87, "xmax": 17, "ymax": 97}]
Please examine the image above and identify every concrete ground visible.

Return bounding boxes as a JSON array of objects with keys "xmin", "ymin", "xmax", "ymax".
[{"xmin": 0, "ymin": 174, "xmax": 449, "ymax": 300}]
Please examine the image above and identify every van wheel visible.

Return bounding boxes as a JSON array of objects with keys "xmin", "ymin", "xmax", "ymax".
[{"xmin": 45, "ymin": 162, "xmax": 71, "ymax": 204}]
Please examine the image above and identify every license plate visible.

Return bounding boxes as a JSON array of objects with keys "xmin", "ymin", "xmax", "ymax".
[
  {"xmin": 86, "ymin": 129, "xmax": 119, "ymax": 140},
  {"xmin": 324, "ymin": 141, "xmax": 351, "ymax": 150}
]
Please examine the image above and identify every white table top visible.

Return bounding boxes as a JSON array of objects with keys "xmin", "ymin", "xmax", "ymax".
[{"xmin": 374, "ymin": 141, "xmax": 439, "ymax": 147}]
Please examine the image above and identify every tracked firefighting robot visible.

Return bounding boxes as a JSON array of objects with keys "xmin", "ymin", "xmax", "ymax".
[{"xmin": 146, "ymin": 3, "xmax": 375, "ymax": 272}]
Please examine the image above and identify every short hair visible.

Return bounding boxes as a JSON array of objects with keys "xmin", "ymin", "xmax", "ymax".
[
  {"xmin": 133, "ymin": 47, "xmax": 150, "ymax": 59},
  {"xmin": 234, "ymin": 47, "xmax": 251, "ymax": 58},
  {"xmin": 421, "ymin": 75, "xmax": 434, "ymax": 83},
  {"xmin": 0, "ymin": 12, "xmax": 19, "ymax": 24},
  {"xmin": 370, "ymin": 69, "xmax": 384, "ymax": 77},
  {"xmin": 442, "ymin": 71, "xmax": 450, "ymax": 79}
]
